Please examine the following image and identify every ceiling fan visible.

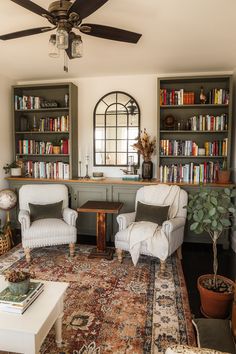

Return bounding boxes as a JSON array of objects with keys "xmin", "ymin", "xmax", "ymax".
[{"xmin": 0, "ymin": 0, "xmax": 142, "ymax": 68}]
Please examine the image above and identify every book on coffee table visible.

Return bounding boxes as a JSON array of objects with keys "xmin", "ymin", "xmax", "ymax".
[{"xmin": 0, "ymin": 281, "xmax": 44, "ymax": 314}]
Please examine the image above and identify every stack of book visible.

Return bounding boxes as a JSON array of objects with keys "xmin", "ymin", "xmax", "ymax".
[{"xmin": 0, "ymin": 282, "xmax": 44, "ymax": 314}]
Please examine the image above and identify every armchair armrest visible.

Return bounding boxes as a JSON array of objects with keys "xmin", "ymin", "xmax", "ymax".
[
  {"xmin": 117, "ymin": 212, "xmax": 136, "ymax": 231},
  {"xmin": 162, "ymin": 217, "xmax": 186, "ymax": 236},
  {"xmin": 63, "ymin": 207, "xmax": 78, "ymax": 227},
  {"xmin": 18, "ymin": 210, "xmax": 30, "ymax": 232}
]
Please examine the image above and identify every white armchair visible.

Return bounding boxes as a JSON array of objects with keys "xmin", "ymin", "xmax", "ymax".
[
  {"xmin": 18, "ymin": 184, "xmax": 78, "ymax": 262},
  {"xmin": 115, "ymin": 185, "xmax": 188, "ymax": 273}
]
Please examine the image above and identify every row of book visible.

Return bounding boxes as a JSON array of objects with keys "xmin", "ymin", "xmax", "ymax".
[
  {"xmin": 208, "ymin": 88, "xmax": 230, "ymax": 105},
  {"xmin": 24, "ymin": 161, "xmax": 70, "ymax": 179},
  {"xmin": 39, "ymin": 115, "xmax": 69, "ymax": 132},
  {"xmin": 0, "ymin": 282, "xmax": 44, "ymax": 314},
  {"xmin": 159, "ymin": 162, "xmax": 221, "ymax": 184},
  {"xmin": 160, "ymin": 139, "xmax": 228, "ymax": 157},
  {"xmin": 204, "ymin": 139, "xmax": 228, "ymax": 157},
  {"xmin": 15, "ymin": 95, "xmax": 41, "ymax": 110},
  {"xmin": 18, "ymin": 139, "xmax": 69, "ymax": 155},
  {"xmin": 187, "ymin": 114, "xmax": 228, "ymax": 131},
  {"xmin": 160, "ymin": 88, "xmax": 230, "ymax": 106},
  {"xmin": 160, "ymin": 89, "xmax": 195, "ymax": 105}
]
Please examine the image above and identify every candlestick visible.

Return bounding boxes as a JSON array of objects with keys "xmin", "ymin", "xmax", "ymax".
[
  {"xmin": 84, "ymin": 155, "xmax": 90, "ymax": 179},
  {"xmin": 78, "ymin": 161, "xmax": 82, "ymax": 178}
]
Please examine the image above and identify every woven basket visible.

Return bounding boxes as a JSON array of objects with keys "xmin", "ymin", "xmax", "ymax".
[{"xmin": 0, "ymin": 231, "xmax": 11, "ymax": 255}]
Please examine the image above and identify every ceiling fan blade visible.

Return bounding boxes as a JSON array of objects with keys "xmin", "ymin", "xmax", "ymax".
[
  {"xmin": 68, "ymin": 0, "xmax": 109, "ymax": 20},
  {"xmin": 80, "ymin": 24, "xmax": 142, "ymax": 43},
  {"xmin": 0, "ymin": 27, "xmax": 54, "ymax": 41},
  {"xmin": 11, "ymin": 0, "xmax": 52, "ymax": 18}
]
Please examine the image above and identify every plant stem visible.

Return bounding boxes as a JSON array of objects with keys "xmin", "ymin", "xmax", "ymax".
[{"xmin": 213, "ymin": 232, "xmax": 218, "ymax": 288}]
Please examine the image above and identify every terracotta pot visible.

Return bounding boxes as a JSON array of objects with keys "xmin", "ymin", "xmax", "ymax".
[
  {"xmin": 198, "ymin": 274, "xmax": 234, "ymax": 319},
  {"xmin": 218, "ymin": 170, "xmax": 230, "ymax": 183}
]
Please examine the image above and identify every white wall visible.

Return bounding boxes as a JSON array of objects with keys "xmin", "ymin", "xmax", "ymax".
[
  {"xmin": 0, "ymin": 75, "xmax": 15, "ymax": 223},
  {"xmin": 76, "ymin": 74, "xmax": 157, "ymax": 177}
]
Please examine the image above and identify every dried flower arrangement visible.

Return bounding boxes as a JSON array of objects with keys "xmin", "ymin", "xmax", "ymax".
[
  {"xmin": 4, "ymin": 269, "xmax": 31, "ymax": 283},
  {"xmin": 132, "ymin": 128, "xmax": 156, "ymax": 162}
]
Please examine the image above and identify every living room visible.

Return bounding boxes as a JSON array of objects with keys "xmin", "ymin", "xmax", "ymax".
[{"xmin": 0, "ymin": 1, "xmax": 236, "ymax": 354}]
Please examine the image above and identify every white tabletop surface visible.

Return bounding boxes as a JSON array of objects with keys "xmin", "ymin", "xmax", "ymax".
[{"xmin": 0, "ymin": 275, "xmax": 69, "ymax": 334}]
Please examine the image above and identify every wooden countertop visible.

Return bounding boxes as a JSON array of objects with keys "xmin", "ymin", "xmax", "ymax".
[{"xmin": 6, "ymin": 177, "xmax": 236, "ymax": 187}]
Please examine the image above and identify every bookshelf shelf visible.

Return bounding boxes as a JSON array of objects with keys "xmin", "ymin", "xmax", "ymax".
[
  {"xmin": 16, "ymin": 154, "xmax": 70, "ymax": 157},
  {"xmin": 160, "ymin": 130, "xmax": 228, "ymax": 134},
  {"xmin": 15, "ymin": 131, "xmax": 70, "ymax": 134},
  {"xmin": 13, "ymin": 83, "xmax": 78, "ymax": 179},
  {"xmin": 159, "ymin": 155, "xmax": 225, "ymax": 158},
  {"xmin": 15, "ymin": 107, "xmax": 69, "ymax": 112},
  {"xmin": 160, "ymin": 104, "xmax": 229, "ymax": 109}
]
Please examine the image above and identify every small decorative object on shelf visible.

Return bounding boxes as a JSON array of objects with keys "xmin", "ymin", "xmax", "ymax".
[
  {"xmin": 200, "ymin": 86, "xmax": 207, "ymax": 104},
  {"xmin": 162, "ymin": 115, "xmax": 176, "ymax": 129},
  {"xmin": 132, "ymin": 128, "xmax": 156, "ymax": 179},
  {"xmin": 3, "ymin": 161, "xmax": 22, "ymax": 176},
  {"xmin": 4, "ymin": 270, "xmax": 31, "ymax": 296},
  {"xmin": 218, "ymin": 158, "xmax": 230, "ymax": 183}
]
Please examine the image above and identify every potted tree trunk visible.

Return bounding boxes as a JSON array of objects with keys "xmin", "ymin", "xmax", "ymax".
[{"xmin": 186, "ymin": 188, "xmax": 236, "ymax": 318}]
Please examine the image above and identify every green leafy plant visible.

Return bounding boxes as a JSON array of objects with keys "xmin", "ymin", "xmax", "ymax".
[
  {"xmin": 3, "ymin": 161, "xmax": 20, "ymax": 174},
  {"xmin": 186, "ymin": 188, "xmax": 236, "ymax": 289}
]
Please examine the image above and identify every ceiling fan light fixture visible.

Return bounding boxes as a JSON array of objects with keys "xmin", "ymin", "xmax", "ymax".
[
  {"xmin": 48, "ymin": 34, "xmax": 60, "ymax": 58},
  {"xmin": 71, "ymin": 34, "xmax": 83, "ymax": 58},
  {"xmin": 56, "ymin": 26, "xmax": 69, "ymax": 50}
]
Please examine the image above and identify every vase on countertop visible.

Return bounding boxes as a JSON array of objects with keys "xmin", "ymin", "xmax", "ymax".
[{"xmin": 142, "ymin": 160, "xmax": 153, "ymax": 180}]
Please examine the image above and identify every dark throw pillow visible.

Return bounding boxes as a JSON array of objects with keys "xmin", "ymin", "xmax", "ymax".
[
  {"xmin": 135, "ymin": 201, "xmax": 169, "ymax": 225},
  {"xmin": 29, "ymin": 200, "xmax": 63, "ymax": 222},
  {"xmin": 192, "ymin": 318, "xmax": 236, "ymax": 354}
]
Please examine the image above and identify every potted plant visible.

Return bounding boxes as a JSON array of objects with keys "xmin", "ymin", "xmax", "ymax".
[
  {"xmin": 4, "ymin": 269, "xmax": 31, "ymax": 295},
  {"xmin": 3, "ymin": 161, "xmax": 22, "ymax": 177},
  {"xmin": 186, "ymin": 188, "xmax": 236, "ymax": 318},
  {"xmin": 218, "ymin": 159, "xmax": 231, "ymax": 184},
  {"xmin": 132, "ymin": 128, "xmax": 156, "ymax": 179}
]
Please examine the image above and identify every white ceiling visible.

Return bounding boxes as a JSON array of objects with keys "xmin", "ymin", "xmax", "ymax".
[{"xmin": 0, "ymin": 0, "xmax": 236, "ymax": 81}]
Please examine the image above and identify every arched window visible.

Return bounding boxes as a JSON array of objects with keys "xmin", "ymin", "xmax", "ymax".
[{"xmin": 94, "ymin": 91, "xmax": 140, "ymax": 166}]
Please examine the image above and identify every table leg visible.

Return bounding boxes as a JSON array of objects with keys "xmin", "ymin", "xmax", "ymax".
[
  {"xmin": 96, "ymin": 212, "xmax": 106, "ymax": 252},
  {"xmin": 88, "ymin": 212, "xmax": 113, "ymax": 260},
  {"xmin": 54, "ymin": 312, "xmax": 63, "ymax": 348}
]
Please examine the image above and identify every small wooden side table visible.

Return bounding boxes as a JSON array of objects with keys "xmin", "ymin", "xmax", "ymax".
[{"xmin": 78, "ymin": 200, "xmax": 123, "ymax": 260}]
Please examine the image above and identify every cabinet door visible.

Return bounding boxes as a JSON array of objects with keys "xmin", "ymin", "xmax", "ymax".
[{"xmin": 71, "ymin": 184, "xmax": 112, "ymax": 237}]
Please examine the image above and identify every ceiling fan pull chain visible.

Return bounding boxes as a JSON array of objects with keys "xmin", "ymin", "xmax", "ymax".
[{"xmin": 64, "ymin": 50, "xmax": 68, "ymax": 72}]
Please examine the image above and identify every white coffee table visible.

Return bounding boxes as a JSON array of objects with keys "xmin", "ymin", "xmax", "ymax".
[{"xmin": 0, "ymin": 276, "xmax": 69, "ymax": 354}]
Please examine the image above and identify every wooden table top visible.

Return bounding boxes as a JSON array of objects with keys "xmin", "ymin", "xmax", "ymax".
[{"xmin": 78, "ymin": 201, "xmax": 123, "ymax": 214}]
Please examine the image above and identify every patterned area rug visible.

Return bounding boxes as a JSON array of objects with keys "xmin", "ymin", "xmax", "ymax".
[{"xmin": 0, "ymin": 245, "xmax": 195, "ymax": 354}]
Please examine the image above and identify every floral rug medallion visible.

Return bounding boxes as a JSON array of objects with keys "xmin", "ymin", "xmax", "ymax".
[{"xmin": 0, "ymin": 245, "xmax": 195, "ymax": 354}]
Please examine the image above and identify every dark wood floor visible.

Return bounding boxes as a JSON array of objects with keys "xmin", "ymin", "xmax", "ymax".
[{"xmin": 182, "ymin": 242, "xmax": 236, "ymax": 317}]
